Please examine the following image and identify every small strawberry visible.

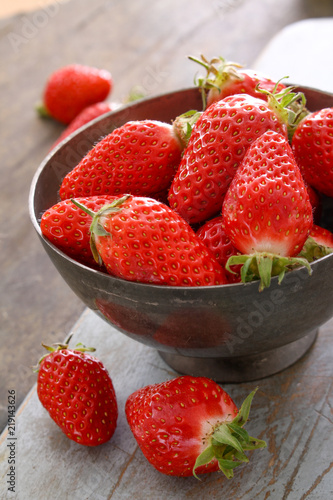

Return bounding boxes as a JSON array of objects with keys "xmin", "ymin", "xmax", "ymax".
[
  {"xmin": 35, "ymin": 341, "xmax": 118, "ymax": 446},
  {"xmin": 59, "ymin": 120, "xmax": 183, "ymax": 200},
  {"xmin": 196, "ymin": 215, "xmax": 242, "ymax": 283},
  {"xmin": 125, "ymin": 376, "xmax": 266, "ymax": 478},
  {"xmin": 189, "ymin": 54, "xmax": 286, "ymax": 109},
  {"xmin": 50, "ymin": 101, "xmax": 119, "ymax": 150},
  {"xmin": 38, "ymin": 64, "xmax": 113, "ymax": 124},
  {"xmin": 40, "ymin": 195, "xmax": 117, "ymax": 268},
  {"xmin": 72, "ymin": 195, "xmax": 227, "ymax": 286},
  {"xmin": 168, "ymin": 87, "xmax": 305, "ymax": 225},
  {"xmin": 298, "ymin": 224, "xmax": 333, "ymax": 262},
  {"xmin": 292, "ymin": 107, "xmax": 333, "ymax": 197},
  {"xmin": 222, "ymin": 130, "xmax": 313, "ymax": 290}
]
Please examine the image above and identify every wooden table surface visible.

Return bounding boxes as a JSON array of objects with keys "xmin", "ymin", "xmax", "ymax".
[{"xmin": 1, "ymin": 0, "xmax": 333, "ymax": 498}]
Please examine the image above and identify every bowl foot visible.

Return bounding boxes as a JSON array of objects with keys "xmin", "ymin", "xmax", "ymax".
[{"xmin": 158, "ymin": 329, "xmax": 318, "ymax": 382}]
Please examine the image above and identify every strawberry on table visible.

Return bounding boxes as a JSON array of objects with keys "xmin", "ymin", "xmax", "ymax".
[
  {"xmin": 50, "ymin": 101, "xmax": 119, "ymax": 150},
  {"xmin": 40, "ymin": 195, "xmax": 117, "ymax": 268},
  {"xmin": 125, "ymin": 376, "xmax": 266, "ymax": 478},
  {"xmin": 37, "ymin": 64, "xmax": 113, "ymax": 124},
  {"xmin": 291, "ymin": 107, "xmax": 333, "ymax": 197},
  {"xmin": 59, "ymin": 120, "xmax": 183, "ymax": 200},
  {"xmin": 168, "ymin": 88, "xmax": 305, "ymax": 225},
  {"xmin": 189, "ymin": 54, "xmax": 286, "ymax": 109},
  {"xmin": 222, "ymin": 130, "xmax": 313, "ymax": 290},
  {"xmin": 35, "ymin": 341, "xmax": 118, "ymax": 446},
  {"xmin": 72, "ymin": 195, "xmax": 227, "ymax": 286}
]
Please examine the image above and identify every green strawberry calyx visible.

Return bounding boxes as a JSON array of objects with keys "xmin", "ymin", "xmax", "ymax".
[
  {"xmin": 193, "ymin": 388, "xmax": 266, "ymax": 479},
  {"xmin": 226, "ymin": 251, "xmax": 312, "ymax": 291},
  {"xmin": 298, "ymin": 236, "xmax": 333, "ymax": 262},
  {"xmin": 71, "ymin": 195, "xmax": 131, "ymax": 266},
  {"xmin": 172, "ymin": 110, "xmax": 202, "ymax": 149},
  {"xmin": 257, "ymin": 81, "xmax": 309, "ymax": 140},
  {"xmin": 32, "ymin": 334, "xmax": 96, "ymax": 373},
  {"xmin": 189, "ymin": 54, "xmax": 244, "ymax": 109}
]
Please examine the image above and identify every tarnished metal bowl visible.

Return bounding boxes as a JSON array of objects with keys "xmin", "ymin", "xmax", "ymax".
[{"xmin": 29, "ymin": 86, "xmax": 333, "ymax": 382}]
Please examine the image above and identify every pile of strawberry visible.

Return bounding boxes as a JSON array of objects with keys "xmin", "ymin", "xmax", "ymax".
[{"xmin": 39, "ymin": 56, "xmax": 333, "ymax": 290}]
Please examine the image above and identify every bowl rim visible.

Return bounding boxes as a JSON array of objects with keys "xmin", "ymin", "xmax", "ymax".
[{"xmin": 29, "ymin": 86, "xmax": 333, "ymax": 292}]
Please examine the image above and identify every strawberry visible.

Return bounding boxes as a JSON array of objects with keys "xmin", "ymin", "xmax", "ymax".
[
  {"xmin": 292, "ymin": 107, "xmax": 333, "ymax": 197},
  {"xmin": 38, "ymin": 64, "xmax": 113, "ymax": 124},
  {"xmin": 35, "ymin": 341, "xmax": 118, "ymax": 446},
  {"xmin": 196, "ymin": 215, "xmax": 242, "ymax": 283},
  {"xmin": 40, "ymin": 195, "xmax": 117, "ymax": 268},
  {"xmin": 50, "ymin": 101, "xmax": 118, "ymax": 150},
  {"xmin": 168, "ymin": 88, "xmax": 305, "ymax": 225},
  {"xmin": 222, "ymin": 130, "xmax": 313, "ymax": 290},
  {"xmin": 299, "ymin": 224, "xmax": 333, "ymax": 262},
  {"xmin": 59, "ymin": 120, "xmax": 183, "ymax": 200},
  {"xmin": 72, "ymin": 195, "xmax": 227, "ymax": 286},
  {"xmin": 189, "ymin": 54, "xmax": 286, "ymax": 109},
  {"xmin": 306, "ymin": 185, "xmax": 322, "ymax": 224},
  {"xmin": 125, "ymin": 376, "xmax": 266, "ymax": 478}
]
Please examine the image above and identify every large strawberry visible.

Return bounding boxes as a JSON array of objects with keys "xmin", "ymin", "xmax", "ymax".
[
  {"xmin": 168, "ymin": 88, "xmax": 305, "ymax": 225},
  {"xmin": 59, "ymin": 120, "xmax": 183, "ymax": 200},
  {"xmin": 40, "ymin": 195, "xmax": 117, "ymax": 268},
  {"xmin": 50, "ymin": 101, "xmax": 118, "ymax": 150},
  {"xmin": 35, "ymin": 341, "xmax": 118, "ymax": 446},
  {"xmin": 222, "ymin": 130, "xmax": 313, "ymax": 290},
  {"xmin": 196, "ymin": 215, "xmax": 242, "ymax": 283},
  {"xmin": 291, "ymin": 107, "xmax": 333, "ymax": 197},
  {"xmin": 125, "ymin": 376, "xmax": 266, "ymax": 478},
  {"xmin": 72, "ymin": 195, "xmax": 227, "ymax": 286},
  {"xmin": 38, "ymin": 64, "xmax": 113, "ymax": 124},
  {"xmin": 190, "ymin": 54, "xmax": 286, "ymax": 109}
]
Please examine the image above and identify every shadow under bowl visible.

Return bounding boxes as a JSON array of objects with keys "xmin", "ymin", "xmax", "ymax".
[{"xmin": 29, "ymin": 86, "xmax": 333, "ymax": 382}]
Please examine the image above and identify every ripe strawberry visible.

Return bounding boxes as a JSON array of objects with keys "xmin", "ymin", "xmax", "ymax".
[
  {"xmin": 299, "ymin": 224, "xmax": 333, "ymax": 262},
  {"xmin": 35, "ymin": 341, "xmax": 118, "ymax": 446},
  {"xmin": 125, "ymin": 376, "xmax": 266, "ymax": 478},
  {"xmin": 222, "ymin": 130, "xmax": 313, "ymax": 290},
  {"xmin": 196, "ymin": 215, "xmax": 242, "ymax": 283},
  {"xmin": 40, "ymin": 195, "xmax": 117, "ymax": 268},
  {"xmin": 50, "ymin": 101, "xmax": 118, "ymax": 150},
  {"xmin": 189, "ymin": 54, "xmax": 286, "ymax": 108},
  {"xmin": 292, "ymin": 107, "xmax": 333, "ymax": 197},
  {"xmin": 38, "ymin": 64, "xmax": 113, "ymax": 124},
  {"xmin": 223, "ymin": 131, "xmax": 313, "ymax": 256},
  {"xmin": 72, "ymin": 195, "xmax": 227, "ymax": 286},
  {"xmin": 306, "ymin": 185, "xmax": 322, "ymax": 224},
  {"xmin": 168, "ymin": 90, "xmax": 299, "ymax": 224},
  {"xmin": 59, "ymin": 120, "xmax": 183, "ymax": 200}
]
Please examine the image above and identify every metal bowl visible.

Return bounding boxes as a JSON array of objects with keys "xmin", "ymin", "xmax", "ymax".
[{"xmin": 29, "ymin": 86, "xmax": 333, "ymax": 382}]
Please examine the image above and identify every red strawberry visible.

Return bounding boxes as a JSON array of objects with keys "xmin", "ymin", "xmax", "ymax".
[
  {"xmin": 190, "ymin": 54, "xmax": 286, "ymax": 108},
  {"xmin": 35, "ymin": 341, "xmax": 118, "ymax": 446},
  {"xmin": 40, "ymin": 195, "xmax": 117, "ymax": 268},
  {"xmin": 59, "ymin": 120, "xmax": 183, "ymax": 200},
  {"xmin": 306, "ymin": 185, "xmax": 322, "ymax": 224},
  {"xmin": 196, "ymin": 215, "xmax": 242, "ymax": 283},
  {"xmin": 168, "ymin": 90, "xmax": 300, "ymax": 224},
  {"xmin": 222, "ymin": 130, "xmax": 313, "ymax": 290},
  {"xmin": 50, "ymin": 101, "xmax": 119, "ymax": 150},
  {"xmin": 38, "ymin": 64, "xmax": 113, "ymax": 124},
  {"xmin": 292, "ymin": 107, "xmax": 333, "ymax": 197},
  {"xmin": 72, "ymin": 195, "xmax": 227, "ymax": 286},
  {"xmin": 299, "ymin": 224, "xmax": 333, "ymax": 262},
  {"xmin": 125, "ymin": 376, "xmax": 266, "ymax": 478}
]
